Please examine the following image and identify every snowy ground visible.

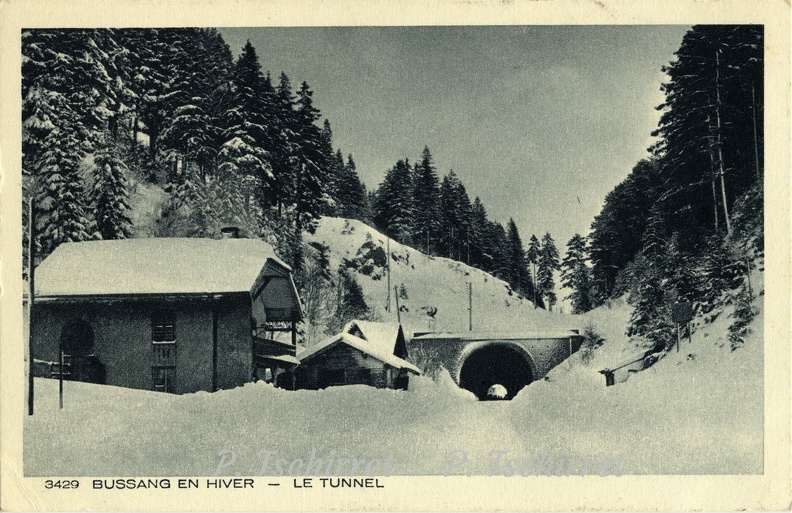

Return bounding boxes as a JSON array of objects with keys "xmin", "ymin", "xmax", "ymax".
[{"xmin": 25, "ymin": 276, "xmax": 763, "ymax": 476}]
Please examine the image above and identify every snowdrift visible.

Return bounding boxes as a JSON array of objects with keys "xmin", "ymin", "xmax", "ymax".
[{"xmin": 26, "ymin": 277, "xmax": 763, "ymax": 476}]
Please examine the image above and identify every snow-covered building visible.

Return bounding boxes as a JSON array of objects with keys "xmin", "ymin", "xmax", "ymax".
[
  {"xmin": 30, "ymin": 237, "xmax": 303, "ymax": 394},
  {"xmin": 296, "ymin": 322, "xmax": 420, "ymax": 390},
  {"xmin": 342, "ymin": 320, "xmax": 409, "ymax": 361}
]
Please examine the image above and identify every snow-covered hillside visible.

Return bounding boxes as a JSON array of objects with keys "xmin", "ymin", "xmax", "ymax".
[
  {"xmin": 305, "ymin": 217, "xmax": 578, "ymax": 337},
  {"xmin": 25, "ymin": 260, "xmax": 763, "ymax": 476}
]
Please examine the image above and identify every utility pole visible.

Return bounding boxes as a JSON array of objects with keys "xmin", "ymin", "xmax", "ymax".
[
  {"xmin": 714, "ymin": 48, "xmax": 732, "ymax": 236},
  {"xmin": 468, "ymin": 282, "xmax": 473, "ymax": 331},
  {"xmin": 28, "ymin": 199, "xmax": 35, "ymax": 416},
  {"xmin": 394, "ymin": 285, "xmax": 401, "ymax": 323},
  {"xmin": 386, "ymin": 237, "xmax": 391, "ymax": 313}
]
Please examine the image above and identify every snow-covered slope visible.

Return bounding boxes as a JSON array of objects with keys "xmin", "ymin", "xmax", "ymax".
[
  {"xmin": 127, "ymin": 176, "xmax": 168, "ymax": 237},
  {"xmin": 305, "ymin": 217, "xmax": 578, "ymax": 337}
]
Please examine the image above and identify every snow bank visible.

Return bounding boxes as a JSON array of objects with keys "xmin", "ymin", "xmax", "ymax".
[{"xmin": 26, "ymin": 288, "xmax": 762, "ymax": 476}]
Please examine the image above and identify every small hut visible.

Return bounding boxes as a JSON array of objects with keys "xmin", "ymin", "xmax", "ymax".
[{"xmin": 297, "ymin": 322, "xmax": 419, "ymax": 390}]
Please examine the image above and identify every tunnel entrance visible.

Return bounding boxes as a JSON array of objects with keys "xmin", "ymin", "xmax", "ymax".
[{"xmin": 459, "ymin": 344, "xmax": 533, "ymax": 400}]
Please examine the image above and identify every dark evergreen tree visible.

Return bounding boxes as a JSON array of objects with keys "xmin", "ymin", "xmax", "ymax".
[
  {"xmin": 412, "ymin": 147, "xmax": 442, "ymax": 254},
  {"xmin": 487, "ymin": 221, "xmax": 510, "ymax": 281},
  {"xmin": 218, "ymin": 40, "xmax": 275, "ymax": 213},
  {"xmin": 505, "ymin": 219, "xmax": 532, "ymax": 298},
  {"xmin": 526, "ymin": 234, "xmax": 541, "ymax": 308},
  {"xmin": 439, "ymin": 171, "xmax": 472, "ymax": 263},
  {"xmin": 652, "ymin": 25, "xmax": 763, "ymax": 243},
  {"xmin": 339, "ymin": 154, "xmax": 368, "ymax": 221},
  {"xmin": 588, "ymin": 158, "xmax": 662, "ymax": 304},
  {"xmin": 291, "ymin": 81, "xmax": 330, "ymax": 235},
  {"xmin": 560, "ymin": 234, "xmax": 592, "ymax": 314},
  {"xmin": 468, "ymin": 196, "xmax": 490, "ymax": 269},
  {"xmin": 537, "ymin": 232, "xmax": 561, "ymax": 311},
  {"xmin": 34, "ymin": 130, "xmax": 93, "ymax": 255},
  {"xmin": 91, "ymin": 147, "xmax": 133, "ymax": 240},
  {"xmin": 319, "ymin": 120, "xmax": 339, "ymax": 215},
  {"xmin": 373, "ymin": 159, "xmax": 414, "ymax": 243}
]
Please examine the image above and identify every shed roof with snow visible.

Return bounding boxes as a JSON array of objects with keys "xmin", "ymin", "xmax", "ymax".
[
  {"xmin": 342, "ymin": 320, "xmax": 408, "ymax": 360},
  {"xmin": 299, "ymin": 333, "xmax": 420, "ymax": 374},
  {"xmin": 34, "ymin": 239, "xmax": 299, "ymax": 317}
]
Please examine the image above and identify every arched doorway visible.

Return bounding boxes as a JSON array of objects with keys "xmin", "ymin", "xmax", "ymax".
[
  {"xmin": 59, "ymin": 319, "xmax": 104, "ymax": 384},
  {"xmin": 459, "ymin": 344, "xmax": 533, "ymax": 400}
]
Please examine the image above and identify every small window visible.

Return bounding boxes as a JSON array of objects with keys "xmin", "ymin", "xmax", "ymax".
[{"xmin": 151, "ymin": 310, "xmax": 175, "ymax": 342}]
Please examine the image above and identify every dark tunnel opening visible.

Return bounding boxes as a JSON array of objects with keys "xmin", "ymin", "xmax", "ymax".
[{"xmin": 458, "ymin": 344, "xmax": 533, "ymax": 400}]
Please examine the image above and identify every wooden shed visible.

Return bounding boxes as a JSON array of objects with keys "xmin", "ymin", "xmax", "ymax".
[{"xmin": 297, "ymin": 332, "xmax": 420, "ymax": 390}]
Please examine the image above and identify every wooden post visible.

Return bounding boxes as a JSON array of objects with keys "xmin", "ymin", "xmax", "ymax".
[
  {"xmin": 28, "ymin": 198, "xmax": 35, "ymax": 415},
  {"xmin": 59, "ymin": 343, "xmax": 64, "ymax": 409},
  {"xmin": 291, "ymin": 319, "xmax": 297, "ymax": 347},
  {"xmin": 745, "ymin": 257, "xmax": 753, "ymax": 300},
  {"xmin": 211, "ymin": 306, "xmax": 218, "ymax": 392},
  {"xmin": 676, "ymin": 323, "xmax": 680, "ymax": 353},
  {"xmin": 688, "ymin": 322, "xmax": 692, "ymax": 344}
]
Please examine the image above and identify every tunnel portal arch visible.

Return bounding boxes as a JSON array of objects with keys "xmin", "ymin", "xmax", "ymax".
[{"xmin": 458, "ymin": 343, "xmax": 534, "ymax": 400}]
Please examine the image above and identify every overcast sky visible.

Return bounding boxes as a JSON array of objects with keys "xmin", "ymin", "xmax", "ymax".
[{"xmin": 219, "ymin": 26, "xmax": 690, "ymax": 248}]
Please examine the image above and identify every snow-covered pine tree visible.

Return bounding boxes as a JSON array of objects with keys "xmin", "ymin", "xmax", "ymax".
[
  {"xmin": 467, "ymin": 196, "xmax": 490, "ymax": 269},
  {"xmin": 439, "ymin": 171, "xmax": 472, "ymax": 262},
  {"xmin": 339, "ymin": 154, "xmax": 368, "ymax": 222},
  {"xmin": 537, "ymin": 232, "xmax": 561, "ymax": 311},
  {"xmin": 218, "ymin": 40, "xmax": 276, "ymax": 210},
  {"xmin": 653, "ymin": 25, "xmax": 763, "ymax": 242},
  {"xmin": 412, "ymin": 146, "xmax": 442, "ymax": 255},
  {"xmin": 91, "ymin": 146, "xmax": 133, "ymax": 240},
  {"xmin": 526, "ymin": 234, "xmax": 541, "ymax": 308},
  {"xmin": 35, "ymin": 129, "xmax": 93, "ymax": 255},
  {"xmin": 560, "ymin": 234, "xmax": 593, "ymax": 314},
  {"xmin": 487, "ymin": 221, "xmax": 510, "ymax": 282},
  {"xmin": 291, "ymin": 81, "xmax": 330, "ymax": 236},
  {"xmin": 505, "ymin": 219, "xmax": 531, "ymax": 298},
  {"xmin": 157, "ymin": 168, "xmax": 212, "ymax": 237},
  {"xmin": 373, "ymin": 159, "xmax": 415, "ymax": 244},
  {"xmin": 271, "ymin": 72, "xmax": 298, "ymax": 217},
  {"xmin": 319, "ymin": 121, "xmax": 340, "ymax": 216}
]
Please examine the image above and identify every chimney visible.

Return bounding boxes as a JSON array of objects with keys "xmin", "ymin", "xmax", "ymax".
[{"xmin": 220, "ymin": 226, "xmax": 240, "ymax": 239}]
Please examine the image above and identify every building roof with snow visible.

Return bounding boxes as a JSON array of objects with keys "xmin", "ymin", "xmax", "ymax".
[
  {"xmin": 34, "ymin": 237, "xmax": 292, "ymax": 299},
  {"xmin": 298, "ymin": 333, "xmax": 420, "ymax": 374},
  {"xmin": 342, "ymin": 320, "xmax": 408, "ymax": 359}
]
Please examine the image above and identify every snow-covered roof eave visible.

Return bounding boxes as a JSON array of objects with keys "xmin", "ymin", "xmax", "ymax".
[
  {"xmin": 35, "ymin": 238, "xmax": 283, "ymax": 297},
  {"xmin": 299, "ymin": 333, "xmax": 420, "ymax": 374},
  {"xmin": 412, "ymin": 331, "xmax": 583, "ymax": 341}
]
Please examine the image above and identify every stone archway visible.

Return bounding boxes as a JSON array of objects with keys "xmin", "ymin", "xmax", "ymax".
[{"xmin": 458, "ymin": 344, "xmax": 533, "ymax": 400}]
